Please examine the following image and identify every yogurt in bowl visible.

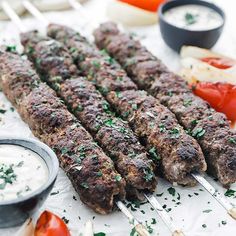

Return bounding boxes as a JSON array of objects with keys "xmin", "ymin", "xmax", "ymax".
[
  {"xmin": 0, "ymin": 145, "xmax": 49, "ymax": 202},
  {"xmin": 0, "ymin": 137, "xmax": 59, "ymax": 228}
]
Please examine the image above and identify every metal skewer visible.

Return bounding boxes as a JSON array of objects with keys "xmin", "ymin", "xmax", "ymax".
[
  {"xmin": 20, "ymin": 2, "xmax": 186, "ymax": 235},
  {"xmin": 65, "ymin": 0, "xmax": 236, "ymax": 222},
  {"xmin": 0, "ymin": 2, "xmax": 151, "ymax": 236},
  {"xmin": 192, "ymin": 173, "xmax": 236, "ymax": 220}
]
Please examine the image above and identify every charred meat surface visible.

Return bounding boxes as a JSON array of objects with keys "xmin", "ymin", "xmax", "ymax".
[
  {"xmin": 21, "ymin": 31, "xmax": 157, "ymax": 198},
  {"xmin": 0, "ymin": 49, "xmax": 125, "ymax": 214},
  {"xmin": 107, "ymin": 90, "xmax": 206, "ymax": 186},
  {"xmin": 47, "ymin": 24, "xmax": 208, "ymax": 187},
  {"xmin": 47, "ymin": 23, "xmax": 137, "ymax": 94},
  {"xmin": 94, "ymin": 21, "xmax": 236, "ymax": 186}
]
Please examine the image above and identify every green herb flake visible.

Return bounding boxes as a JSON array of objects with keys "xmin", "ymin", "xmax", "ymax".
[
  {"xmin": 0, "ymin": 109, "xmax": 6, "ymax": 114},
  {"xmin": 202, "ymin": 224, "xmax": 207, "ymax": 228},
  {"xmin": 167, "ymin": 187, "xmax": 176, "ymax": 197},
  {"xmin": 229, "ymin": 137, "xmax": 236, "ymax": 144},
  {"xmin": 94, "ymin": 233, "xmax": 106, "ymax": 236},
  {"xmin": 75, "ymin": 104, "xmax": 83, "ymax": 112},
  {"xmin": 221, "ymin": 220, "xmax": 227, "ymax": 225},
  {"xmin": 192, "ymin": 127, "xmax": 205, "ymax": 138},
  {"xmin": 185, "ymin": 13, "xmax": 198, "ymax": 25},
  {"xmin": 203, "ymin": 209, "xmax": 212, "ymax": 213},
  {"xmin": 183, "ymin": 99, "xmax": 192, "ymax": 107},
  {"xmin": 224, "ymin": 189, "xmax": 236, "ymax": 197},
  {"xmin": 6, "ymin": 45, "xmax": 17, "ymax": 52},
  {"xmin": 96, "ymin": 171, "xmax": 103, "ymax": 177},
  {"xmin": 115, "ymin": 175, "xmax": 122, "ymax": 182},
  {"xmin": 143, "ymin": 169, "xmax": 154, "ymax": 182},
  {"xmin": 148, "ymin": 147, "xmax": 161, "ymax": 161},
  {"xmin": 170, "ymin": 127, "xmax": 180, "ymax": 138},
  {"xmin": 80, "ymin": 182, "xmax": 89, "ymax": 189},
  {"xmin": 159, "ymin": 124, "xmax": 166, "ymax": 132},
  {"xmin": 151, "ymin": 218, "xmax": 157, "ymax": 224}
]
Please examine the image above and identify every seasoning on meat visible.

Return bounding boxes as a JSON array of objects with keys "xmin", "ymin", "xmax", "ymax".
[
  {"xmin": 46, "ymin": 24, "xmax": 207, "ymax": 186},
  {"xmin": 21, "ymin": 31, "xmax": 157, "ymax": 199},
  {"xmin": 0, "ymin": 48, "xmax": 125, "ymax": 214},
  {"xmin": 93, "ymin": 21, "xmax": 236, "ymax": 186}
]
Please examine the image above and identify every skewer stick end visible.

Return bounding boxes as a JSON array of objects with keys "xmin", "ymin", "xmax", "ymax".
[
  {"xmin": 135, "ymin": 224, "xmax": 150, "ymax": 236},
  {"xmin": 172, "ymin": 230, "xmax": 185, "ymax": 236},
  {"xmin": 228, "ymin": 207, "xmax": 236, "ymax": 220}
]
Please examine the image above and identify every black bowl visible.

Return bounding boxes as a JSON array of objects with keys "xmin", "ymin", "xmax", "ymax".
[
  {"xmin": 158, "ymin": 0, "xmax": 225, "ymax": 52},
  {"xmin": 0, "ymin": 137, "xmax": 59, "ymax": 228}
]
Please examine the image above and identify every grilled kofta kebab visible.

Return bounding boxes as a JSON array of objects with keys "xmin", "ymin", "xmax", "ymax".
[
  {"xmin": 46, "ymin": 24, "xmax": 206, "ymax": 187},
  {"xmin": 20, "ymin": 31, "xmax": 158, "ymax": 199},
  {"xmin": 92, "ymin": 22, "xmax": 236, "ymax": 187},
  {"xmin": 0, "ymin": 48, "xmax": 125, "ymax": 214}
]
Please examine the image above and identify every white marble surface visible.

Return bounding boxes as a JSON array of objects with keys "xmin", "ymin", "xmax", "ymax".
[{"xmin": 0, "ymin": 0, "xmax": 236, "ymax": 235}]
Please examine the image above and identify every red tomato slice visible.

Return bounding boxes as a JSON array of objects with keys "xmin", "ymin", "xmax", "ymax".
[
  {"xmin": 201, "ymin": 57, "xmax": 235, "ymax": 69},
  {"xmin": 192, "ymin": 82, "xmax": 236, "ymax": 122},
  {"xmin": 35, "ymin": 211, "xmax": 71, "ymax": 236},
  {"xmin": 118, "ymin": 0, "xmax": 166, "ymax": 12}
]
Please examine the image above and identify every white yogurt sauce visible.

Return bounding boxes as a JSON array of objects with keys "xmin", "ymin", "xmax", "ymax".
[
  {"xmin": 164, "ymin": 4, "xmax": 223, "ymax": 31},
  {"xmin": 0, "ymin": 144, "xmax": 48, "ymax": 201}
]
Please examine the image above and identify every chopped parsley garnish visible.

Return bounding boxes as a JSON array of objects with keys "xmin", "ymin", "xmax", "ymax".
[
  {"xmin": 159, "ymin": 124, "xmax": 166, "ymax": 132},
  {"xmin": 62, "ymin": 216, "xmax": 69, "ymax": 224},
  {"xmin": 156, "ymin": 192, "xmax": 164, "ymax": 197},
  {"xmin": 94, "ymin": 233, "xmax": 106, "ymax": 236},
  {"xmin": 229, "ymin": 137, "xmax": 236, "ymax": 144},
  {"xmin": 183, "ymin": 99, "xmax": 192, "ymax": 107},
  {"xmin": 50, "ymin": 191, "xmax": 59, "ymax": 196},
  {"xmin": 203, "ymin": 209, "xmax": 212, "ymax": 213},
  {"xmin": 143, "ymin": 169, "xmax": 154, "ymax": 182},
  {"xmin": 61, "ymin": 147, "xmax": 69, "ymax": 155},
  {"xmin": 76, "ymin": 104, "xmax": 84, "ymax": 112},
  {"xmin": 202, "ymin": 224, "xmax": 207, "ymax": 228},
  {"xmin": 167, "ymin": 187, "xmax": 176, "ymax": 197},
  {"xmin": 151, "ymin": 218, "xmax": 157, "ymax": 224},
  {"xmin": 192, "ymin": 127, "xmax": 205, "ymax": 138},
  {"xmin": 115, "ymin": 175, "xmax": 122, "ymax": 182},
  {"xmin": 104, "ymin": 119, "xmax": 116, "ymax": 127},
  {"xmin": 80, "ymin": 182, "xmax": 89, "ymax": 189},
  {"xmin": 185, "ymin": 13, "xmax": 198, "ymax": 25},
  {"xmin": 221, "ymin": 220, "xmax": 227, "ymax": 225},
  {"xmin": 148, "ymin": 147, "xmax": 161, "ymax": 161},
  {"xmin": 224, "ymin": 189, "xmax": 236, "ymax": 197},
  {"xmin": 0, "ymin": 163, "xmax": 17, "ymax": 190},
  {"xmin": 96, "ymin": 171, "xmax": 103, "ymax": 177},
  {"xmin": 170, "ymin": 127, "xmax": 180, "ymax": 138},
  {"xmin": 0, "ymin": 109, "xmax": 6, "ymax": 114},
  {"xmin": 92, "ymin": 60, "xmax": 101, "ymax": 69},
  {"xmin": 191, "ymin": 119, "xmax": 198, "ymax": 126},
  {"xmin": 131, "ymin": 104, "xmax": 138, "ymax": 110},
  {"xmin": 6, "ymin": 45, "xmax": 17, "ymax": 52},
  {"xmin": 102, "ymin": 102, "xmax": 110, "ymax": 113}
]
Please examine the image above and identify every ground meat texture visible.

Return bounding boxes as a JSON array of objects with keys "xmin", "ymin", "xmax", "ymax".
[
  {"xmin": 0, "ymin": 50, "xmax": 125, "ymax": 214},
  {"xmin": 150, "ymin": 72, "xmax": 191, "ymax": 105},
  {"xmin": 107, "ymin": 90, "xmax": 207, "ymax": 186},
  {"xmin": 21, "ymin": 32, "xmax": 78, "ymax": 85},
  {"xmin": 94, "ymin": 22, "xmax": 236, "ymax": 186},
  {"xmin": 54, "ymin": 78, "xmax": 157, "ymax": 196},
  {"xmin": 0, "ymin": 48, "xmax": 40, "ymax": 106},
  {"xmin": 21, "ymin": 31, "xmax": 157, "ymax": 197},
  {"xmin": 47, "ymin": 23, "xmax": 137, "ymax": 93}
]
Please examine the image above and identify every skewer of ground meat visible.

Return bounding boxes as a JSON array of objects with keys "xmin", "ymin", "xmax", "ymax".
[
  {"xmin": 20, "ymin": 31, "xmax": 157, "ymax": 199},
  {"xmin": 46, "ymin": 24, "xmax": 207, "ymax": 187},
  {"xmin": 0, "ymin": 47, "xmax": 126, "ymax": 214},
  {"xmin": 93, "ymin": 22, "xmax": 236, "ymax": 187}
]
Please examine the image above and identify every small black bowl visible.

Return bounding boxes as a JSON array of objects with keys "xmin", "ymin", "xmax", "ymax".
[
  {"xmin": 0, "ymin": 137, "xmax": 59, "ymax": 228},
  {"xmin": 158, "ymin": 0, "xmax": 225, "ymax": 52}
]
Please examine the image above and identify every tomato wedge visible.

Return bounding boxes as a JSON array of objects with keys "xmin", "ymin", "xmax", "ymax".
[
  {"xmin": 118, "ymin": 0, "xmax": 166, "ymax": 12},
  {"xmin": 192, "ymin": 82, "xmax": 236, "ymax": 122},
  {"xmin": 201, "ymin": 57, "xmax": 235, "ymax": 69},
  {"xmin": 35, "ymin": 211, "xmax": 71, "ymax": 236}
]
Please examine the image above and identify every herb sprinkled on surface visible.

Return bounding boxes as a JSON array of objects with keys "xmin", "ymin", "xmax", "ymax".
[
  {"xmin": 224, "ymin": 189, "xmax": 236, "ymax": 197},
  {"xmin": 185, "ymin": 13, "xmax": 198, "ymax": 25}
]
